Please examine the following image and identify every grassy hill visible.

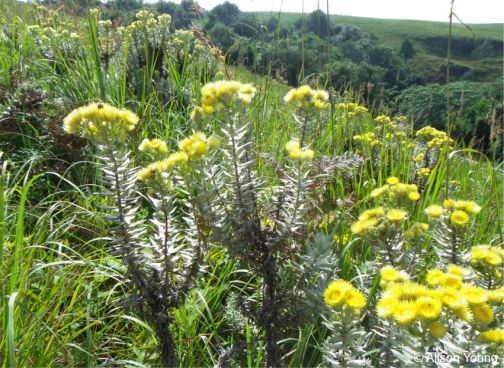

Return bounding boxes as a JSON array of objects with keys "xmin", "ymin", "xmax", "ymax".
[{"xmin": 253, "ymin": 12, "xmax": 503, "ymax": 82}]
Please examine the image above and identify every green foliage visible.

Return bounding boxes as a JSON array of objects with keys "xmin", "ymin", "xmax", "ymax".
[{"xmin": 400, "ymin": 38, "xmax": 416, "ymax": 59}]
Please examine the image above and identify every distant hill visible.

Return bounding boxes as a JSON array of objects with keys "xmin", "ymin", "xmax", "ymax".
[{"xmin": 252, "ymin": 12, "xmax": 503, "ymax": 83}]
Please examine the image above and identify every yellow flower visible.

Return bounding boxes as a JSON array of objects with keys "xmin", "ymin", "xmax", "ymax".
[
  {"xmin": 461, "ymin": 285, "xmax": 488, "ymax": 305},
  {"xmin": 453, "ymin": 200, "xmax": 481, "ymax": 215},
  {"xmin": 425, "ymin": 205, "xmax": 443, "ymax": 218},
  {"xmin": 138, "ymin": 138, "xmax": 168, "ymax": 155},
  {"xmin": 285, "ymin": 139, "xmax": 300, "ymax": 153},
  {"xmin": 471, "ymin": 303, "xmax": 494, "ymax": 324},
  {"xmin": 376, "ymin": 297, "xmax": 398, "ymax": 318},
  {"xmin": 426, "ymin": 269, "xmax": 445, "ymax": 286},
  {"xmin": 393, "ymin": 301, "xmax": 417, "ymax": 324},
  {"xmin": 484, "ymin": 252, "xmax": 502, "ymax": 267},
  {"xmin": 443, "ymin": 199, "xmax": 455, "ymax": 209},
  {"xmin": 443, "ymin": 273, "xmax": 462, "ymax": 289},
  {"xmin": 446, "ymin": 264, "xmax": 469, "ymax": 277},
  {"xmin": 429, "ymin": 321, "xmax": 447, "ymax": 339},
  {"xmin": 441, "ymin": 288, "xmax": 467, "ymax": 310},
  {"xmin": 450, "ymin": 210, "xmax": 469, "ymax": 226},
  {"xmin": 454, "ymin": 304, "xmax": 474, "ymax": 322},
  {"xmin": 380, "ymin": 266, "xmax": 401, "ymax": 282},
  {"xmin": 359, "ymin": 207, "xmax": 385, "ymax": 221},
  {"xmin": 370, "ymin": 185, "xmax": 389, "ymax": 198},
  {"xmin": 345, "ymin": 289, "xmax": 367, "ymax": 311},
  {"xmin": 324, "ymin": 280, "xmax": 353, "ymax": 308},
  {"xmin": 207, "ymin": 136, "xmax": 221, "ymax": 150},
  {"xmin": 299, "ymin": 149, "xmax": 314, "ymax": 161},
  {"xmin": 488, "ymin": 287, "xmax": 504, "ymax": 303},
  {"xmin": 408, "ymin": 192, "xmax": 420, "ymax": 201},
  {"xmin": 386, "ymin": 176, "xmax": 399, "ymax": 185},
  {"xmin": 416, "ymin": 296, "xmax": 442, "ymax": 320},
  {"xmin": 478, "ymin": 329, "xmax": 504, "ymax": 344},
  {"xmin": 386, "ymin": 209, "xmax": 407, "ymax": 223},
  {"xmin": 469, "ymin": 245, "xmax": 489, "ymax": 263},
  {"xmin": 350, "ymin": 218, "xmax": 378, "ymax": 235}
]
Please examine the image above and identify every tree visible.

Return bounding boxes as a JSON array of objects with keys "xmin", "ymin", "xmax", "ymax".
[
  {"xmin": 210, "ymin": 1, "xmax": 240, "ymax": 27},
  {"xmin": 307, "ymin": 9, "xmax": 329, "ymax": 39},
  {"xmin": 400, "ymin": 39, "xmax": 416, "ymax": 60}
]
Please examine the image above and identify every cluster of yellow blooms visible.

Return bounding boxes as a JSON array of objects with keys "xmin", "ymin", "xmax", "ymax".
[
  {"xmin": 418, "ymin": 167, "xmax": 431, "ymax": 177},
  {"xmin": 283, "ymin": 85, "xmax": 330, "ymax": 109},
  {"xmin": 374, "ymin": 115, "xmax": 397, "ymax": 130},
  {"xmin": 404, "ymin": 222, "xmax": 429, "ymax": 240},
  {"xmin": 285, "ymin": 139, "xmax": 314, "ymax": 161},
  {"xmin": 63, "ymin": 102, "xmax": 139, "ymax": 137},
  {"xmin": 469, "ymin": 245, "xmax": 503, "ymax": 268},
  {"xmin": 376, "ymin": 265, "xmax": 503, "ymax": 337},
  {"xmin": 424, "ymin": 199, "xmax": 481, "ymax": 227},
  {"xmin": 178, "ymin": 132, "xmax": 221, "ymax": 160},
  {"xmin": 350, "ymin": 207, "xmax": 408, "ymax": 235},
  {"xmin": 370, "ymin": 176, "xmax": 421, "ymax": 202},
  {"xmin": 190, "ymin": 81, "xmax": 256, "ymax": 121},
  {"xmin": 334, "ymin": 102, "xmax": 368, "ymax": 117},
  {"xmin": 353, "ymin": 132, "xmax": 380, "ymax": 147},
  {"xmin": 324, "ymin": 280, "xmax": 367, "ymax": 314},
  {"xmin": 138, "ymin": 138, "xmax": 168, "ymax": 155},
  {"xmin": 137, "ymin": 132, "xmax": 220, "ymax": 185},
  {"xmin": 206, "ymin": 81, "xmax": 256, "ymax": 109},
  {"xmin": 416, "ymin": 126, "xmax": 454, "ymax": 148},
  {"xmin": 137, "ymin": 151, "xmax": 189, "ymax": 185}
]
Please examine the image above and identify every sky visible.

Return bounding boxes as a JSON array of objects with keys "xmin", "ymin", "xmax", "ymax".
[{"xmin": 159, "ymin": 0, "xmax": 504, "ymax": 24}]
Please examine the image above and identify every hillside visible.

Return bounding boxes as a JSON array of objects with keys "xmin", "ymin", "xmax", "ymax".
[{"xmin": 253, "ymin": 12, "xmax": 504, "ymax": 82}]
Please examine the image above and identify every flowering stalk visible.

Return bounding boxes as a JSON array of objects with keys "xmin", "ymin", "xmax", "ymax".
[{"xmin": 64, "ymin": 103, "xmax": 209, "ymax": 367}]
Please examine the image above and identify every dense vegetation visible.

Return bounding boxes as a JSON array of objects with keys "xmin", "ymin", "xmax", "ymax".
[
  {"xmin": 0, "ymin": 1, "xmax": 502, "ymax": 367},
  {"xmin": 34, "ymin": 0, "xmax": 501, "ymax": 155}
]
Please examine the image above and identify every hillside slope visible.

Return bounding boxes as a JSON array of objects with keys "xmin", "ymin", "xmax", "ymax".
[{"xmin": 253, "ymin": 12, "xmax": 503, "ymax": 82}]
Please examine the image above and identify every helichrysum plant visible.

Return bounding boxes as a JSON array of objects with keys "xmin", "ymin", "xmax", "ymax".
[
  {"xmin": 425, "ymin": 198, "xmax": 481, "ymax": 265},
  {"xmin": 322, "ymin": 280, "xmax": 371, "ymax": 367},
  {"xmin": 63, "ymin": 102, "xmax": 205, "ymax": 367},
  {"xmin": 185, "ymin": 82, "xmax": 333, "ymax": 366}
]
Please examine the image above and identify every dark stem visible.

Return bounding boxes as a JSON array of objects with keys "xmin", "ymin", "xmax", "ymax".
[{"xmin": 261, "ymin": 254, "xmax": 283, "ymax": 368}]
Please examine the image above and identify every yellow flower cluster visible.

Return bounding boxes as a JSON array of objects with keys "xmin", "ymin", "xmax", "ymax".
[
  {"xmin": 404, "ymin": 222, "xmax": 429, "ymax": 240},
  {"xmin": 416, "ymin": 126, "xmax": 454, "ymax": 148},
  {"xmin": 478, "ymin": 328, "xmax": 504, "ymax": 344},
  {"xmin": 63, "ymin": 102, "xmax": 139, "ymax": 137},
  {"xmin": 374, "ymin": 115, "xmax": 397, "ymax": 130},
  {"xmin": 197, "ymin": 81, "xmax": 256, "ymax": 113},
  {"xmin": 353, "ymin": 132, "xmax": 380, "ymax": 147},
  {"xmin": 285, "ymin": 139, "xmax": 314, "ymax": 161},
  {"xmin": 138, "ymin": 138, "xmax": 168, "ymax": 155},
  {"xmin": 351, "ymin": 207, "xmax": 408, "ymax": 235},
  {"xmin": 370, "ymin": 177, "xmax": 420, "ymax": 202},
  {"xmin": 137, "ymin": 151, "xmax": 189, "ymax": 185},
  {"xmin": 418, "ymin": 167, "xmax": 431, "ymax": 177},
  {"xmin": 425, "ymin": 199, "xmax": 481, "ymax": 227},
  {"xmin": 178, "ymin": 132, "xmax": 220, "ymax": 160},
  {"xmin": 377, "ymin": 267, "xmax": 502, "ymax": 329},
  {"xmin": 469, "ymin": 245, "xmax": 503, "ymax": 268},
  {"xmin": 334, "ymin": 102, "xmax": 368, "ymax": 116},
  {"xmin": 324, "ymin": 280, "xmax": 367, "ymax": 313},
  {"xmin": 380, "ymin": 265, "xmax": 410, "ymax": 288},
  {"xmin": 283, "ymin": 85, "xmax": 330, "ymax": 109}
]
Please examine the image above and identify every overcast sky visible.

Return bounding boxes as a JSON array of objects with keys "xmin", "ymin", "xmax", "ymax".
[{"xmin": 157, "ymin": 0, "xmax": 504, "ymax": 23}]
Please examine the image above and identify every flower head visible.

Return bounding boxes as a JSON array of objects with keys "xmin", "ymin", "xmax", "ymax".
[{"xmin": 450, "ymin": 210, "xmax": 469, "ymax": 226}]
